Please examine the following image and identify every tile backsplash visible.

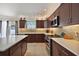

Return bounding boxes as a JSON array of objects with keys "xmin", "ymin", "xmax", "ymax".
[{"xmin": 52, "ymin": 24, "xmax": 79, "ymax": 40}]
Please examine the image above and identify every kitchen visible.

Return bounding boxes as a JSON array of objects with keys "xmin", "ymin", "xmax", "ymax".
[{"xmin": 0, "ymin": 3, "xmax": 79, "ymax": 56}]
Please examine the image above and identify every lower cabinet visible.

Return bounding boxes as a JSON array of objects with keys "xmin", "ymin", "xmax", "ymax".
[
  {"xmin": 52, "ymin": 40, "xmax": 76, "ymax": 56},
  {"xmin": 0, "ymin": 38, "xmax": 27, "ymax": 56},
  {"xmin": 27, "ymin": 34, "xmax": 45, "ymax": 43},
  {"xmin": 11, "ymin": 45, "xmax": 22, "ymax": 56},
  {"xmin": 0, "ymin": 50, "xmax": 10, "ymax": 56},
  {"xmin": 21, "ymin": 41, "xmax": 27, "ymax": 56}
]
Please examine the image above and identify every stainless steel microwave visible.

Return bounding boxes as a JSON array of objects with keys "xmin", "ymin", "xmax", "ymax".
[{"xmin": 51, "ymin": 16, "xmax": 59, "ymax": 27}]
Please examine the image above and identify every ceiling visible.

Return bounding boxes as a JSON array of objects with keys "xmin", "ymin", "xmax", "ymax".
[{"xmin": 0, "ymin": 3, "xmax": 61, "ymax": 20}]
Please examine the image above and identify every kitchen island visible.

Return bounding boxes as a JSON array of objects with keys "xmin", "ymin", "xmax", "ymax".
[{"xmin": 0, "ymin": 35, "xmax": 28, "ymax": 56}]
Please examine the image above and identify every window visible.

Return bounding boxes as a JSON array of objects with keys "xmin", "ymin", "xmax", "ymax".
[{"xmin": 26, "ymin": 20, "xmax": 36, "ymax": 29}]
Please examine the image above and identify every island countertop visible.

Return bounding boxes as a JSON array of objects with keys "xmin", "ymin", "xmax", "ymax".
[
  {"xmin": 51, "ymin": 38, "xmax": 79, "ymax": 56},
  {"xmin": 0, "ymin": 35, "xmax": 28, "ymax": 52}
]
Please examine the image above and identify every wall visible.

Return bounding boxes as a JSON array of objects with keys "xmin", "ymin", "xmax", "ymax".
[
  {"xmin": 52, "ymin": 24, "xmax": 79, "ymax": 40},
  {"xmin": 62, "ymin": 24, "xmax": 79, "ymax": 40}
]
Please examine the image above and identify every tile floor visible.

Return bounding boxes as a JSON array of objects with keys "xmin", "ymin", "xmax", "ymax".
[{"xmin": 24, "ymin": 43, "xmax": 49, "ymax": 56}]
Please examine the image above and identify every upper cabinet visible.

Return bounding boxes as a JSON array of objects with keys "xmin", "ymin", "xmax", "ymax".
[
  {"xmin": 71, "ymin": 3, "xmax": 79, "ymax": 25},
  {"xmin": 36, "ymin": 20, "xmax": 44, "ymax": 28},
  {"xmin": 59, "ymin": 3, "xmax": 71, "ymax": 26},
  {"xmin": 19, "ymin": 20, "xmax": 26, "ymax": 28},
  {"xmin": 48, "ymin": 3, "xmax": 79, "ymax": 27}
]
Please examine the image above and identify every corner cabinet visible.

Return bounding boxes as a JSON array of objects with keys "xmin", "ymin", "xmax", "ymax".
[
  {"xmin": 52, "ymin": 40, "xmax": 76, "ymax": 56},
  {"xmin": 71, "ymin": 3, "xmax": 79, "ymax": 25},
  {"xmin": 59, "ymin": 3, "xmax": 71, "ymax": 26},
  {"xmin": 48, "ymin": 3, "xmax": 79, "ymax": 27}
]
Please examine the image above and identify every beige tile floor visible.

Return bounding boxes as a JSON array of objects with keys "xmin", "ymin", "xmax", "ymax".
[{"xmin": 24, "ymin": 43, "xmax": 49, "ymax": 56}]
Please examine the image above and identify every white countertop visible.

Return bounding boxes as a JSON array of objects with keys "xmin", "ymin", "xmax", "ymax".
[
  {"xmin": 44, "ymin": 33, "xmax": 53, "ymax": 35},
  {"xmin": 0, "ymin": 35, "xmax": 28, "ymax": 52},
  {"xmin": 18, "ymin": 32, "xmax": 46, "ymax": 34},
  {"xmin": 51, "ymin": 38, "xmax": 79, "ymax": 56}
]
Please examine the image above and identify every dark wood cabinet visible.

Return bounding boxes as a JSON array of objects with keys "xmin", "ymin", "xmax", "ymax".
[
  {"xmin": 27, "ymin": 34, "xmax": 45, "ymax": 43},
  {"xmin": 0, "ymin": 50, "xmax": 10, "ymax": 56},
  {"xmin": 59, "ymin": 3, "xmax": 71, "ymax": 26},
  {"xmin": 71, "ymin": 3, "xmax": 79, "ymax": 25},
  {"xmin": 19, "ymin": 20, "xmax": 26, "ymax": 28},
  {"xmin": 36, "ymin": 20, "xmax": 44, "ymax": 28},
  {"xmin": 59, "ymin": 3, "xmax": 79, "ymax": 26},
  {"xmin": 11, "ymin": 45, "xmax": 22, "ymax": 56},
  {"xmin": 52, "ymin": 40, "xmax": 59, "ymax": 56},
  {"xmin": 48, "ymin": 3, "xmax": 79, "ymax": 26},
  {"xmin": 0, "ymin": 37, "xmax": 27, "ymax": 56},
  {"xmin": 21, "ymin": 41, "xmax": 27, "ymax": 56},
  {"xmin": 52, "ymin": 40, "xmax": 76, "ymax": 56},
  {"xmin": 10, "ymin": 42, "xmax": 22, "ymax": 55}
]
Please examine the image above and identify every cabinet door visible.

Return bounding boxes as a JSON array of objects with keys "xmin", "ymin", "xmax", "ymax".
[
  {"xmin": 0, "ymin": 50, "xmax": 9, "ymax": 56},
  {"xmin": 11, "ymin": 46, "xmax": 21, "ymax": 56},
  {"xmin": 52, "ymin": 40, "xmax": 76, "ymax": 56},
  {"xmin": 59, "ymin": 4, "xmax": 71, "ymax": 26},
  {"xmin": 71, "ymin": 3, "xmax": 79, "ymax": 25},
  {"xmin": 22, "ymin": 42, "xmax": 27, "ymax": 56},
  {"xmin": 35, "ymin": 34, "xmax": 45, "ymax": 42},
  {"xmin": 36, "ymin": 20, "xmax": 44, "ymax": 28},
  {"xmin": 52, "ymin": 40, "xmax": 60, "ymax": 56},
  {"xmin": 10, "ymin": 42, "xmax": 22, "ymax": 56},
  {"xmin": 19, "ymin": 20, "xmax": 26, "ymax": 28}
]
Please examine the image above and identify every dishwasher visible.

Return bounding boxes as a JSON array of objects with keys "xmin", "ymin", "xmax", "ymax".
[{"xmin": 45, "ymin": 35, "xmax": 52, "ymax": 56}]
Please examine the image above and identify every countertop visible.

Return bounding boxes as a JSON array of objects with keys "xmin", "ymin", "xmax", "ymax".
[
  {"xmin": 51, "ymin": 38, "xmax": 79, "ymax": 56},
  {"xmin": 0, "ymin": 35, "xmax": 28, "ymax": 52},
  {"xmin": 44, "ymin": 33, "xmax": 53, "ymax": 35},
  {"xmin": 18, "ymin": 32, "xmax": 47, "ymax": 34}
]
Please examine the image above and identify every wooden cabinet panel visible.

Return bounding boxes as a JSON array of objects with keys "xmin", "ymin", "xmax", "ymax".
[
  {"xmin": 0, "ymin": 37, "xmax": 27, "ymax": 56},
  {"xmin": 35, "ymin": 34, "xmax": 45, "ymax": 42},
  {"xmin": 10, "ymin": 42, "xmax": 22, "ymax": 56},
  {"xmin": 52, "ymin": 40, "xmax": 60, "ymax": 56},
  {"xmin": 71, "ymin": 3, "xmax": 79, "ymax": 25},
  {"xmin": 48, "ymin": 3, "xmax": 79, "ymax": 26},
  {"xmin": 11, "ymin": 46, "xmax": 21, "ymax": 56},
  {"xmin": 19, "ymin": 20, "xmax": 26, "ymax": 28},
  {"xmin": 36, "ymin": 20, "xmax": 44, "ymax": 28},
  {"xmin": 59, "ymin": 4, "xmax": 71, "ymax": 26},
  {"xmin": 27, "ymin": 34, "xmax": 45, "ymax": 43},
  {"xmin": 10, "ymin": 42, "xmax": 22, "ymax": 55},
  {"xmin": 0, "ymin": 50, "xmax": 10, "ymax": 56},
  {"xmin": 22, "ymin": 42, "xmax": 27, "ymax": 56},
  {"xmin": 52, "ymin": 40, "xmax": 76, "ymax": 56}
]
